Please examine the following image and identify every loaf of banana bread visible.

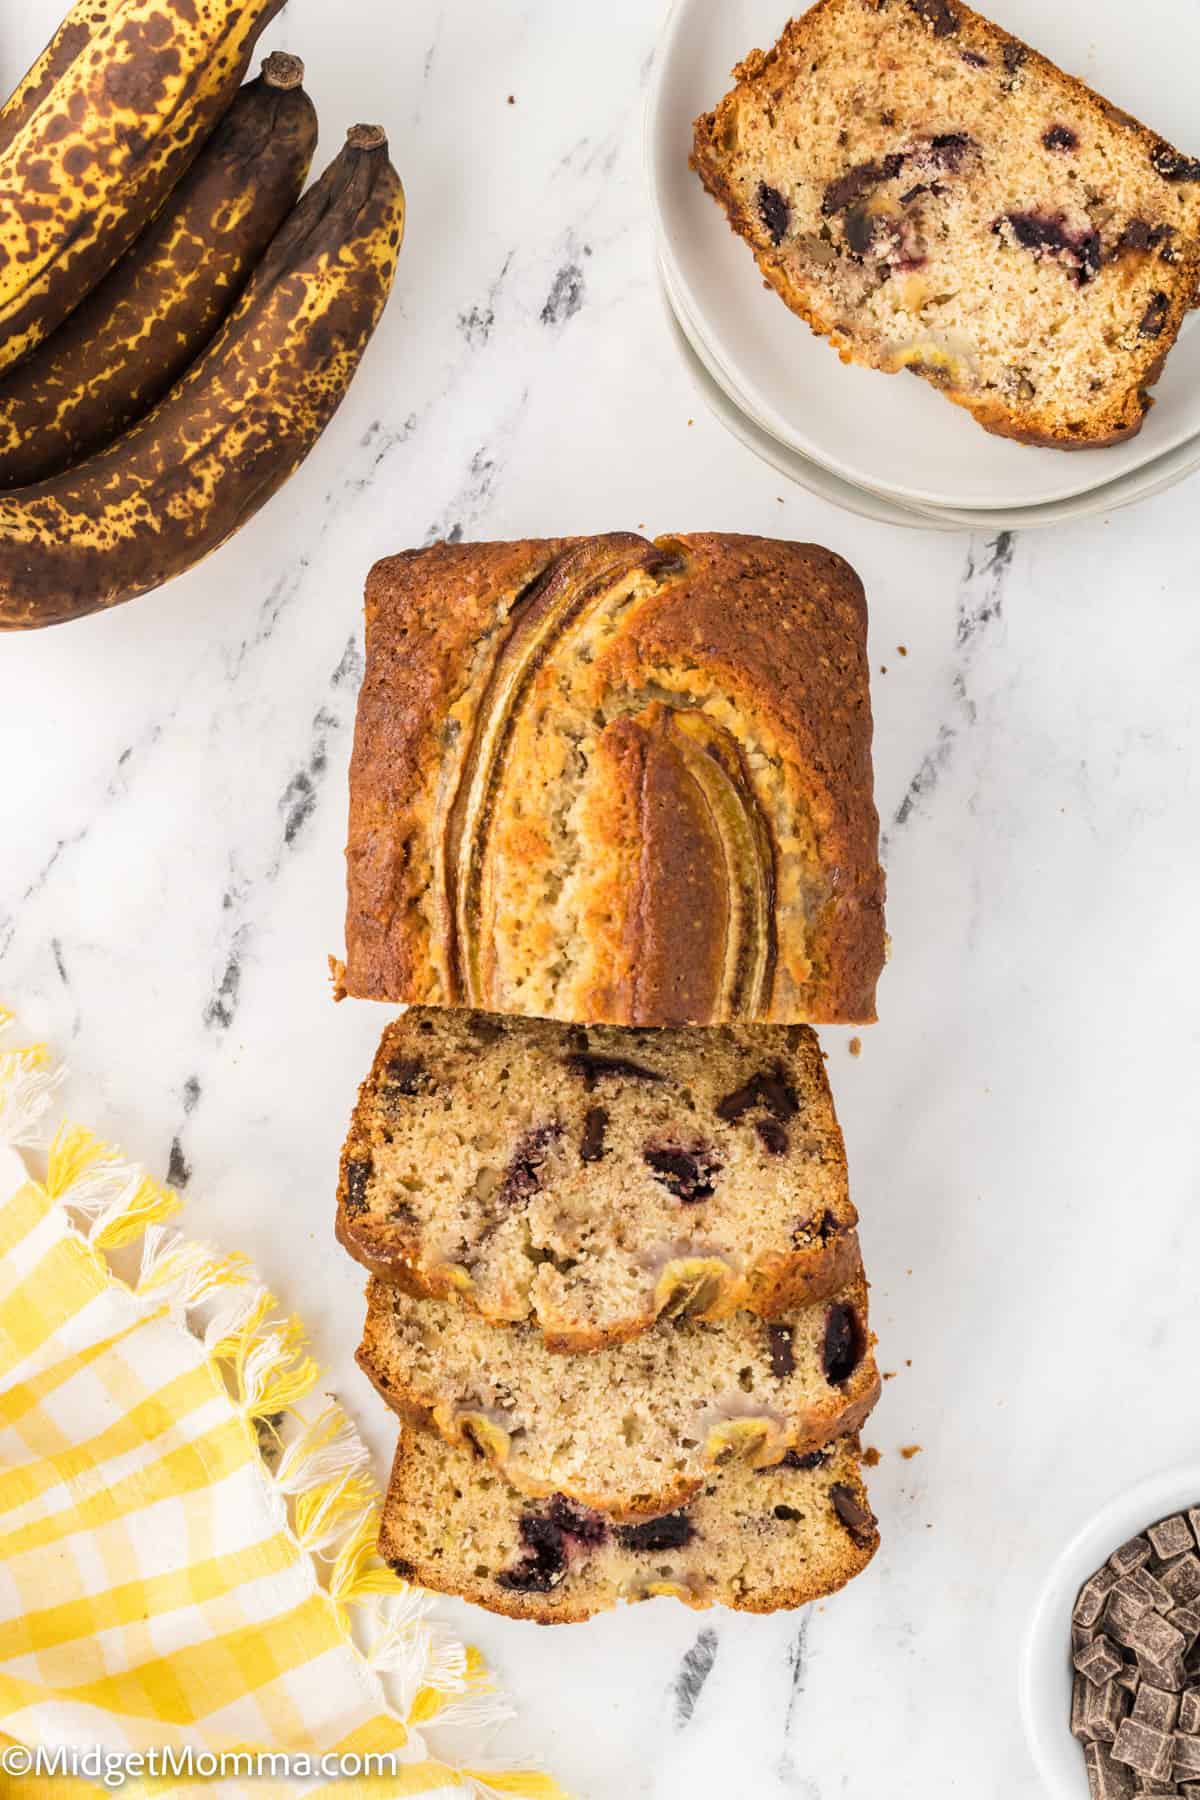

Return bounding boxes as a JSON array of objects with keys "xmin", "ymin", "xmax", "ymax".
[
  {"xmin": 692, "ymin": 0, "xmax": 1200, "ymax": 447},
  {"xmin": 358, "ymin": 1270, "xmax": 880, "ymax": 1518},
  {"xmin": 337, "ymin": 1007, "xmax": 861, "ymax": 1352},
  {"xmin": 379, "ymin": 1426, "xmax": 879, "ymax": 1622},
  {"xmin": 339, "ymin": 532, "xmax": 884, "ymax": 1026}
]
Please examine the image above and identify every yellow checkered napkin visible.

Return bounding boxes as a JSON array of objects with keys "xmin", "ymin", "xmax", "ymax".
[{"xmin": 0, "ymin": 1011, "xmax": 563, "ymax": 1799}]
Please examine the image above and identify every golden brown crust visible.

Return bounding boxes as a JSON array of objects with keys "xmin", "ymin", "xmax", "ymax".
[
  {"xmin": 342, "ymin": 532, "xmax": 883, "ymax": 1026},
  {"xmin": 691, "ymin": 0, "xmax": 1200, "ymax": 449}
]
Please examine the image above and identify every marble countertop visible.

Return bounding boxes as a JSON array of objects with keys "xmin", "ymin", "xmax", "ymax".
[{"xmin": 4, "ymin": 1, "xmax": 1200, "ymax": 1794}]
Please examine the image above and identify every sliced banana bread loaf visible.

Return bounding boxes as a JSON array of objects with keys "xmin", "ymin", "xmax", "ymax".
[
  {"xmin": 338, "ymin": 1008, "xmax": 860, "ymax": 1353},
  {"xmin": 692, "ymin": 0, "xmax": 1200, "ymax": 447},
  {"xmin": 339, "ymin": 531, "xmax": 884, "ymax": 1026},
  {"xmin": 379, "ymin": 1426, "xmax": 879, "ymax": 1622},
  {"xmin": 357, "ymin": 1271, "xmax": 880, "ymax": 1518}
]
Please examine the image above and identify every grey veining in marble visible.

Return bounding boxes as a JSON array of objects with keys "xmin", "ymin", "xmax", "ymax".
[{"xmin": 4, "ymin": 2, "xmax": 1200, "ymax": 1796}]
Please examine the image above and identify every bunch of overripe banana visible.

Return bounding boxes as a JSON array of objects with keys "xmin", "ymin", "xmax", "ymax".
[{"xmin": 0, "ymin": 0, "xmax": 405, "ymax": 629}]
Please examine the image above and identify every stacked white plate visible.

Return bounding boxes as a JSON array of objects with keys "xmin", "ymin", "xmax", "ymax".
[{"xmin": 647, "ymin": 0, "xmax": 1200, "ymax": 531}]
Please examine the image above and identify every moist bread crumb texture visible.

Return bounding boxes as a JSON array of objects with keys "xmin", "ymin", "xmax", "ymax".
[
  {"xmin": 342, "ymin": 532, "xmax": 884, "ymax": 1027},
  {"xmin": 358, "ymin": 1267, "xmax": 881, "ymax": 1519},
  {"xmin": 691, "ymin": 0, "xmax": 1200, "ymax": 447},
  {"xmin": 338, "ymin": 1007, "xmax": 861, "ymax": 1352},
  {"xmin": 378, "ymin": 1425, "xmax": 879, "ymax": 1622}
]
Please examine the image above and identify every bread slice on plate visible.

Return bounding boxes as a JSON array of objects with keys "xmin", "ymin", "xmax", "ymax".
[
  {"xmin": 337, "ymin": 1007, "xmax": 861, "ymax": 1353},
  {"xmin": 692, "ymin": 0, "xmax": 1200, "ymax": 448},
  {"xmin": 339, "ymin": 531, "xmax": 884, "ymax": 1027},
  {"xmin": 357, "ymin": 1269, "xmax": 881, "ymax": 1519},
  {"xmin": 378, "ymin": 1426, "xmax": 879, "ymax": 1622}
]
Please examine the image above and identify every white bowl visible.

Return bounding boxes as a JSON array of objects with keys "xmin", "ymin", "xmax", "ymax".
[
  {"xmin": 1020, "ymin": 1462, "xmax": 1200, "ymax": 1799},
  {"xmin": 647, "ymin": 0, "xmax": 1200, "ymax": 513}
]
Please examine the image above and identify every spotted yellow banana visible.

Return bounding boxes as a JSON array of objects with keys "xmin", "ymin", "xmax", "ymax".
[
  {"xmin": 0, "ymin": 126, "xmax": 405, "ymax": 630},
  {"xmin": 0, "ymin": 53, "xmax": 317, "ymax": 487},
  {"xmin": 0, "ymin": 0, "xmax": 129, "ymax": 157},
  {"xmin": 0, "ymin": 0, "xmax": 287, "ymax": 375}
]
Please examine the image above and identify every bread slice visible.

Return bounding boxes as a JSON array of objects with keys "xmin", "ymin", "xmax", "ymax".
[
  {"xmin": 378, "ymin": 1426, "xmax": 879, "ymax": 1623},
  {"xmin": 339, "ymin": 532, "xmax": 884, "ymax": 1027},
  {"xmin": 692, "ymin": 0, "xmax": 1200, "ymax": 448},
  {"xmin": 337, "ymin": 1007, "xmax": 861, "ymax": 1353},
  {"xmin": 357, "ymin": 1270, "xmax": 880, "ymax": 1519}
]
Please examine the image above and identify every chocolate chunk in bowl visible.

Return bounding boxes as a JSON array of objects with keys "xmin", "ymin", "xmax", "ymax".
[{"xmin": 1066, "ymin": 1506, "xmax": 1200, "ymax": 1796}]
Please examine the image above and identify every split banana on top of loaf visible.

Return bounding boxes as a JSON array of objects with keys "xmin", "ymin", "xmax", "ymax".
[{"xmin": 339, "ymin": 533, "xmax": 885, "ymax": 1028}]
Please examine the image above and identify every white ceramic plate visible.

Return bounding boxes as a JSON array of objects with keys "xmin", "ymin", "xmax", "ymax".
[
  {"xmin": 661, "ymin": 251, "xmax": 1200, "ymax": 529},
  {"xmin": 648, "ymin": 0, "xmax": 1200, "ymax": 512},
  {"xmin": 659, "ymin": 265, "xmax": 953, "ymax": 528},
  {"xmin": 1020, "ymin": 1463, "xmax": 1200, "ymax": 1800}
]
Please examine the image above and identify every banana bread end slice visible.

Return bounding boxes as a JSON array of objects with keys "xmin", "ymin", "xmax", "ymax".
[{"xmin": 378, "ymin": 1426, "xmax": 879, "ymax": 1623}]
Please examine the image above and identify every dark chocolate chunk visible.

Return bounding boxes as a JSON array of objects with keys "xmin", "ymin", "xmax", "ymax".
[
  {"xmin": 1111, "ymin": 1717, "xmax": 1173, "ymax": 1780},
  {"xmin": 1072, "ymin": 1672, "xmax": 1094, "ymax": 1742},
  {"xmin": 844, "ymin": 205, "xmax": 877, "ymax": 255},
  {"xmin": 1077, "ymin": 1567, "xmax": 1120, "ymax": 1628},
  {"xmin": 1083, "ymin": 1741, "xmax": 1136, "ymax": 1798},
  {"xmin": 1178, "ymin": 1734, "xmax": 1200, "ymax": 1779},
  {"xmin": 342, "ymin": 1158, "xmax": 372, "ymax": 1218},
  {"xmin": 497, "ymin": 1513, "xmax": 568, "ymax": 1591},
  {"xmin": 1085, "ymin": 1679, "xmax": 1131, "ymax": 1744},
  {"xmin": 1076, "ymin": 1635, "xmax": 1125, "ymax": 1687},
  {"xmin": 1132, "ymin": 1684, "xmax": 1179, "ymax": 1732},
  {"xmin": 579, "ymin": 1106, "xmax": 608, "ymax": 1163},
  {"xmin": 1139, "ymin": 292, "xmax": 1171, "ymax": 339},
  {"xmin": 754, "ymin": 1117, "xmax": 789, "ymax": 1156},
  {"xmin": 382, "ymin": 1057, "xmax": 427, "ymax": 1096},
  {"xmin": 387, "ymin": 1556, "xmax": 416, "ymax": 1581},
  {"xmin": 547, "ymin": 1494, "xmax": 608, "ymax": 1547},
  {"xmin": 1165, "ymin": 1559, "xmax": 1200, "ymax": 1609},
  {"xmin": 643, "ymin": 1143, "xmax": 721, "ymax": 1203},
  {"xmin": 997, "ymin": 210, "xmax": 1101, "ymax": 285},
  {"xmin": 822, "ymin": 154, "xmax": 905, "ymax": 217},
  {"xmin": 564, "ymin": 1052, "xmax": 663, "ymax": 1088},
  {"xmin": 907, "ymin": 0, "xmax": 960, "ymax": 35},
  {"xmin": 1043, "ymin": 124, "xmax": 1078, "ymax": 151},
  {"xmin": 774, "ymin": 1504, "xmax": 804, "ymax": 1522},
  {"xmin": 774, "ymin": 1447, "xmax": 829, "ymax": 1472},
  {"xmin": 830, "ymin": 1483, "xmax": 877, "ymax": 1548},
  {"xmin": 716, "ymin": 1065, "xmax": 801, "ymax": 1124},
  {"xmin": 1152, "ymin": 142, "xmax": 1200, "ymax": 182},
  {"xmin": 617, "ymin": 1511, "xmax": 695, "ymax": 1553},
  {"xmin": 1128, "ymin": 1611, "xmax": 1187, "ymax": 1668},
  {"xmin": 767, "ymin": 1322, "xmax": 795, "ymax": 1379},
  {"xmin": 1151, "ymin": 1519, "xmax": 1200, "ymax": 1562},
  {"xmin": 499, "ymin": 1124, "xmax": 562, "ymax": 1208},
  {"xmin": 823, "ymin": 1302, "xmax": 866, "ymax": 1386},
  {"xmin": 1111, "ymin": 1537, "xmax": 1154, "ymax": 1578},
  {"xmin": 1179, "ymin": 1687, "xmax": 1200, "ymax": 1734},
  {"xmin": 928, "ymin": 131, "xmax": 973, "ymax": 166},
  {"xmin": 1002, "ymin": 41, "xmax": 1028, "ymax": 75},
  {"xmin": 960, "ymin": 48, "xmax": 988, "ymax": 67},
  {"xmin": 757, "ymin": 181, "xmax": 791, "ymax": 245}
]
